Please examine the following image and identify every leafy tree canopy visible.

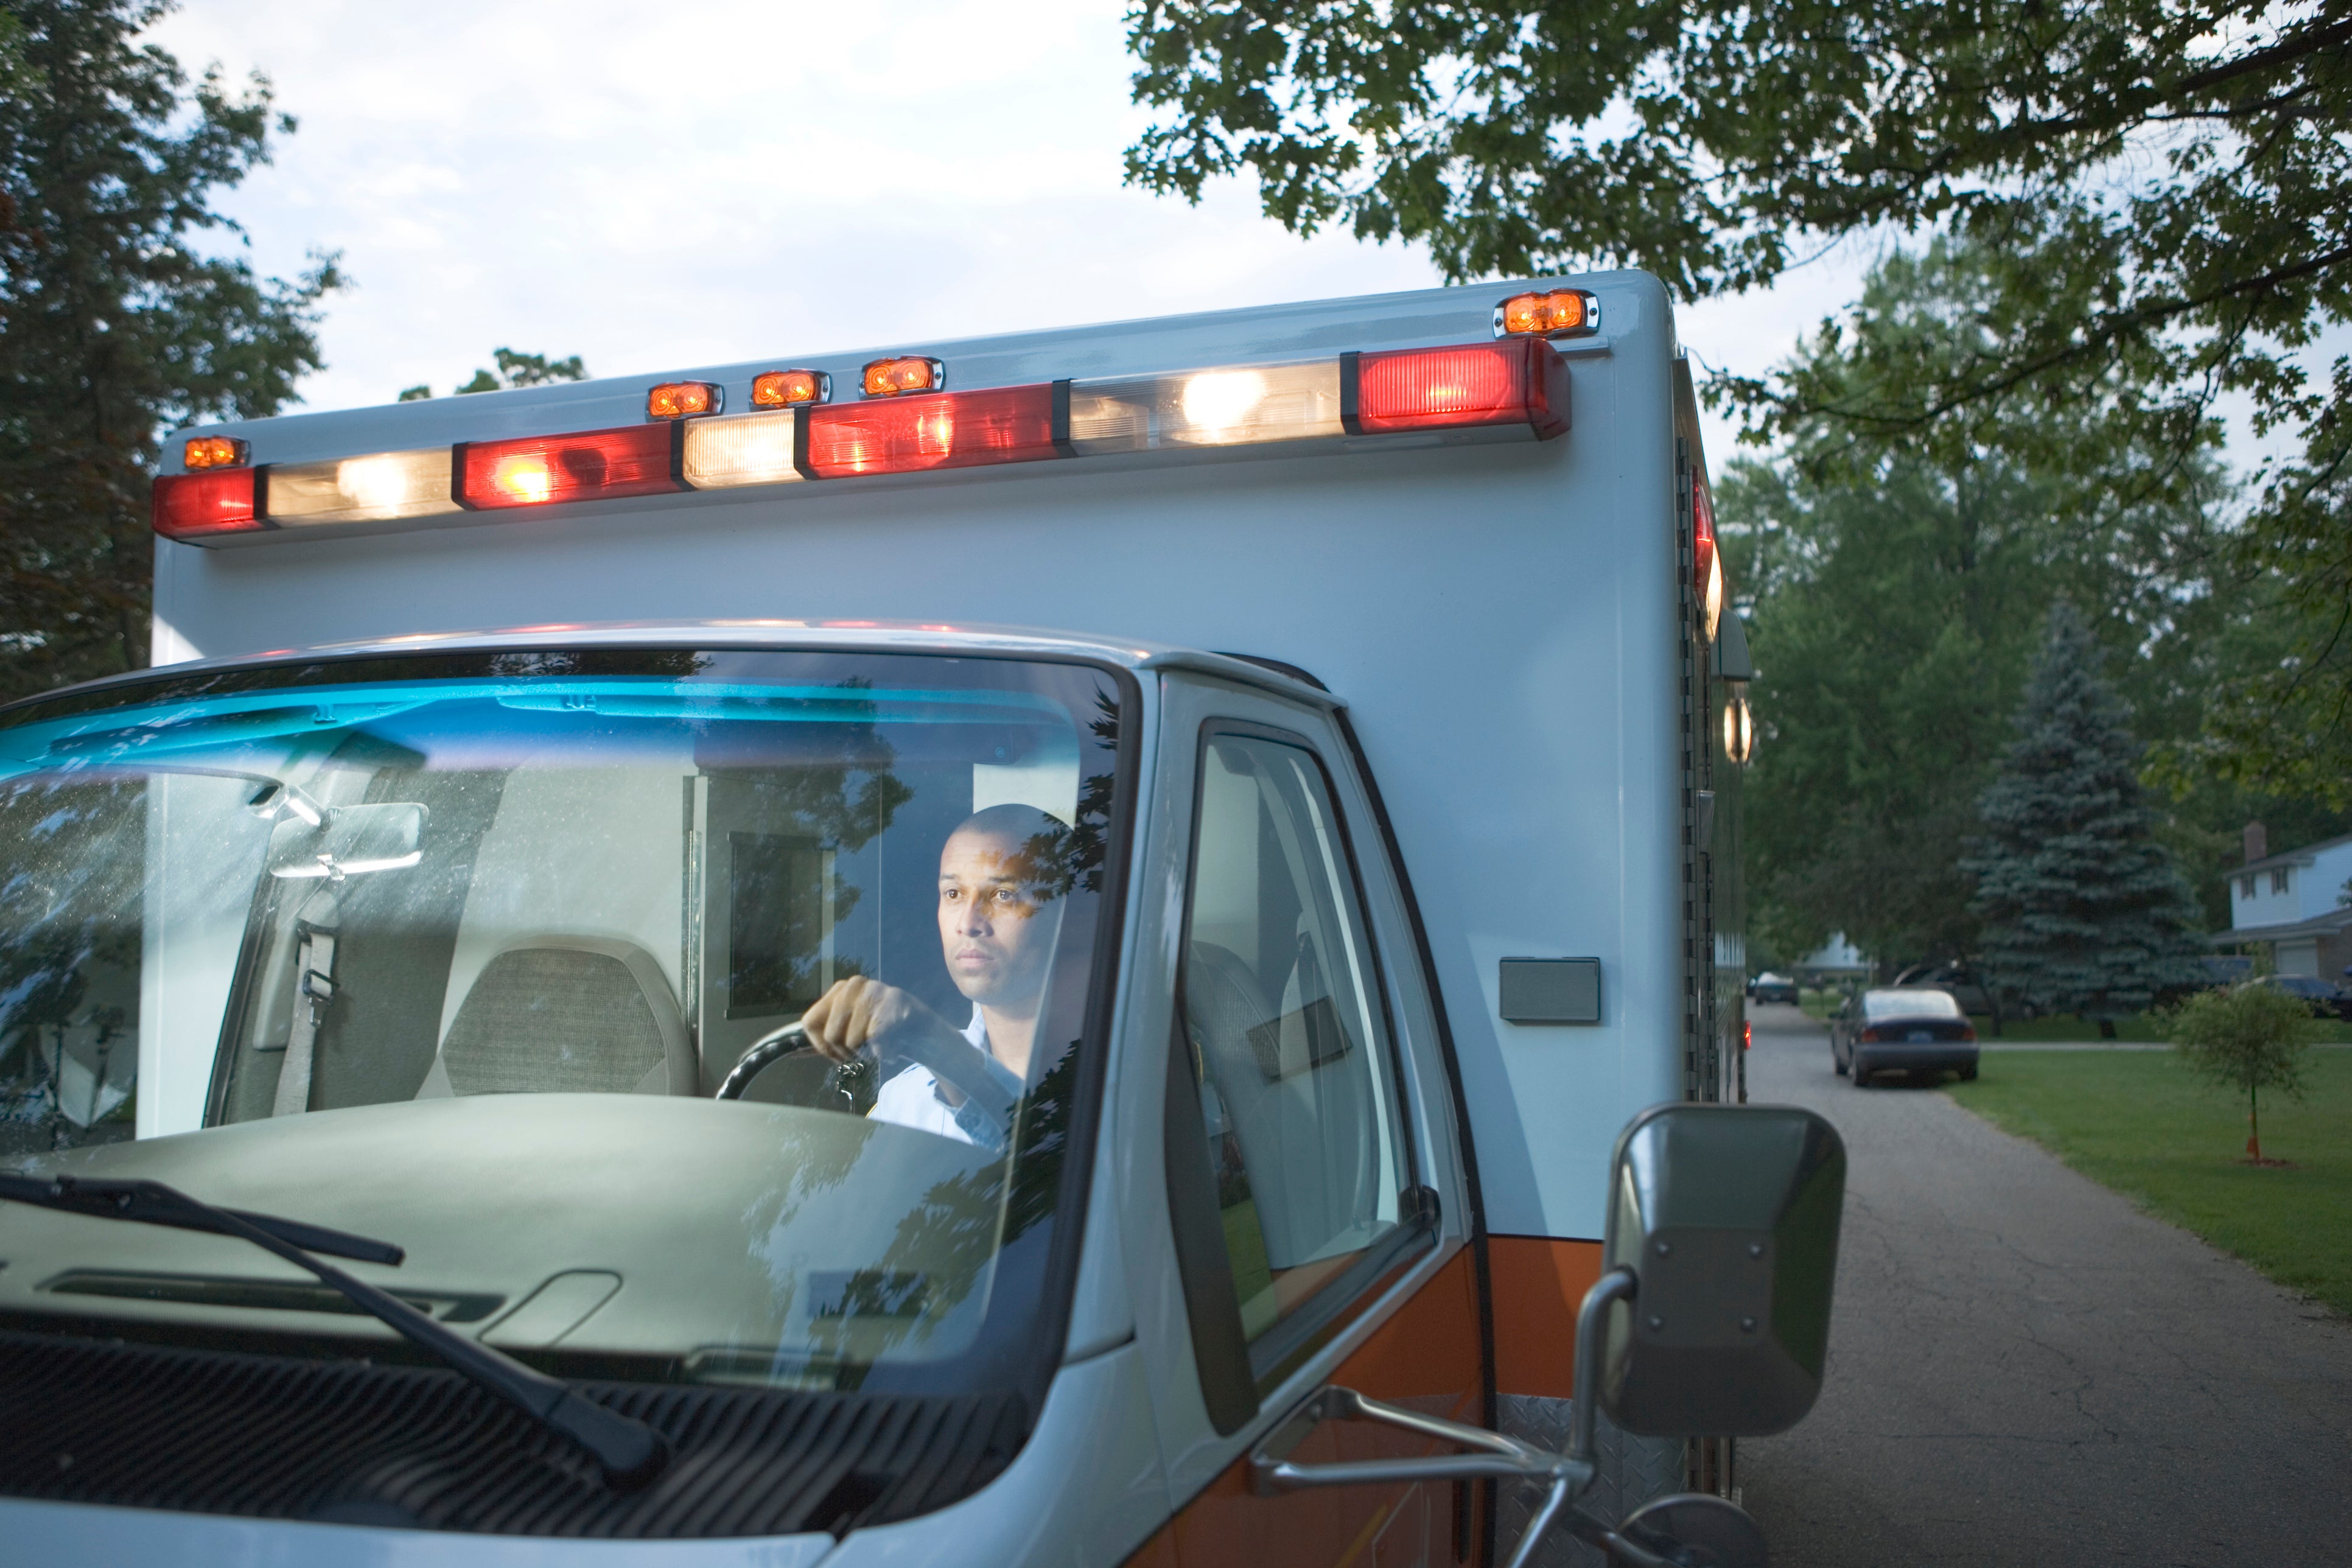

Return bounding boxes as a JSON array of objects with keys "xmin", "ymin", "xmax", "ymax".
[
  {"xmin": 0, "ymin": 0, "xmax": 338, "ymax": 699},
  {"xmin": 1125, "ymin": 0, "xmax": 2352, "ymax": 800},
  {"xmin": 1726, "ymin": 240, "xmax": 2297, "ymax": 965},
  {"xmin": 396, "ymin": 347, "xmax": 586, "ymax": 402}
]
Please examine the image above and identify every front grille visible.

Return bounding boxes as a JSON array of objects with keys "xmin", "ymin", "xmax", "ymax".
[{"xmin": 0, "ymin": 1329, "xmax": 1024, "ymax": 1536}]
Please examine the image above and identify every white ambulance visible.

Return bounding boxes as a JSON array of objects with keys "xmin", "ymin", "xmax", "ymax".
[{"xmin": 0, "ymin": 275, "xmax": 1840, "ymax": 1567}]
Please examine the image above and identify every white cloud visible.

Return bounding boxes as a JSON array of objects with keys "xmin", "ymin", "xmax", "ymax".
[{"xmin": 146, "ymin": 0, "xmax": 1869, "ymax": 457}]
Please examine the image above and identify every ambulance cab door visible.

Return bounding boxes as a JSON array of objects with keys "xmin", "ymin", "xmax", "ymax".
[{"xmin": 1135, "ymin": 671, "xmax": 1486, "ymax": 1568}]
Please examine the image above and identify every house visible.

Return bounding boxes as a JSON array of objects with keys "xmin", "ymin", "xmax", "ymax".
[
  {"xmin": 2220, "ymin": 823, "xmax": 2352, "ymax": 979},
  {"xmin": 1793, "ymin": 933, "xmax": 1871, "ymax": 987}
]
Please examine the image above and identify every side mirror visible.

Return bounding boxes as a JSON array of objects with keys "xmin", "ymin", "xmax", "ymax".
[
  {"xmin": 269, "ymin": 802, "xmax": 429, "ymax": 879},
  {"xmin": 1596, "ymin": 1102, "xmax": 1844, "ymax": 1438}
]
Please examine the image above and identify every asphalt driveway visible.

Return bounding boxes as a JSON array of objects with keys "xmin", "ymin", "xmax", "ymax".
[{"xmin": 1737, "ymin": 1003, "xmax": 2352, "ymax": 1567}]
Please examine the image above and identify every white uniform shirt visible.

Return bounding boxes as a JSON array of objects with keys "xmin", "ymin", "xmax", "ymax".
[{"xmin": 869, "ymin": 1007, "xmax": 995, "ymax": 1144}]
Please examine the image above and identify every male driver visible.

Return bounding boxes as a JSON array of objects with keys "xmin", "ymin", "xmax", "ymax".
[{"xmin": 799, "ymin": 803, "xmax": 1064, "ymax": 1146}]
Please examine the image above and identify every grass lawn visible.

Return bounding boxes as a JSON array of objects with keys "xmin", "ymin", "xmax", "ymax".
[
  {"xmin": 1945, "ymin": 1049, "xmax": 2352, "ymax": 1318},
  {"xmin": 1791, "ymin": 989, "xmax": 2352, "ymax": 1043}
]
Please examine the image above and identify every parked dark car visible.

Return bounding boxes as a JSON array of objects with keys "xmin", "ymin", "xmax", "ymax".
[
  {"xmin": 2249, "ymin": 974, "xmax": 2352, "ymax": 1021},
  {"xmin": 1748, "ymin": 971, "xmax": 1801, "ymax": 1006},
  {"xmin": 1888, "ymin": 962, "xmax": 1992, "ymax": 1015},
  {"xmin": 1832, "ymin": 987, "xmax": 1979, "ymax": 1086}
]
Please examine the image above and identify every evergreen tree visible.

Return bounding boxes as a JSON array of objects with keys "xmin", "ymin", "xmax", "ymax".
[
  {"xmin": 1964, "ymin": 603, "xmax": 2203, "ymax": 1032},
  {"xmin": 0, "ymin": 0, "xmax": 340, "ymax": 701}
]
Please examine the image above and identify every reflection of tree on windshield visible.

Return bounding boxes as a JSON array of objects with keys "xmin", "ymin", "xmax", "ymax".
[
  {"xmin": 1007, "ymin": 692, "xmax": 1121, "ymax": 908},
  {"xmin": 716, "ymin": 682, "xmax": 914, "ymax": 1015},
  {"xmin": 0, "ymin": 776, "xmax": 144, "ymax": 1155}
]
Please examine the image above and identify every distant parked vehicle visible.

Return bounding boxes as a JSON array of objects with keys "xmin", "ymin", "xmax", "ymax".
[
  {"xmin": 1888, "ymin": 962, "xmax": 1992, "ymax": 1015},
  {"xmin": 1832, "ymin": 988, "xmax": 1980, "ymax": 1086},
  {"xmin": 1749, "ymin": 971, "xmax": 1801, "ymax": 1005},
  {"xmin": 2248, "ymin": 974, "xmax": 2352, "ymax": 1021}
]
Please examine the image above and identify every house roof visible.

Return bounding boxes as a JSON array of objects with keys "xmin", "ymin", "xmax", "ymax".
[
  {"xmin": 2224, "ymin": 828, "xmax": 2352, "ymax": 882},
  {"xmin": 2214, "ymin": 906, "xmax": 2352, "ymax": 945}
]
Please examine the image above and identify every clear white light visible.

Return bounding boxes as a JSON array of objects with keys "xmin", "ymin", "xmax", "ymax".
[
  {"xmin": 1067, "ymin": 359, "xmax": 1342, "ymax": 454},
  {"xmin": 1179, "ymin": 371, "xmax": 1269, "ymax": 438},
  {"xmin": 682, "ymin": 410, "xmax": 806, "ymax": 490},
  {"xmin": 268, "ymin": 448, "xmax": 458, "ymax": 527}
]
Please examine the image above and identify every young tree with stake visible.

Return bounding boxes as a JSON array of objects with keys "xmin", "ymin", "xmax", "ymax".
[{"xmin": 2166, "ymin": 983, "xmax": 2316, "ymax": 1164}]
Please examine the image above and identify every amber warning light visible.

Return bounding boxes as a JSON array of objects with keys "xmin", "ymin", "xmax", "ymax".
[
  {"xmin": 646, "ymin": 382, "xmax": 719, "ymax": 420},
  {"xmin": 1495, "ymin": 290, "xmax": 1599, "ymax": 339},
  {"xmin": 183, "ymin": 436, "xmax": 248, "ymax": 470},
  {"xmin": 752, "ymin": 369, "xmax": 830, "ymax": 407},
  {"xmin": 863, "ymin": 356, "xmax": 942, "ymax": 398}
]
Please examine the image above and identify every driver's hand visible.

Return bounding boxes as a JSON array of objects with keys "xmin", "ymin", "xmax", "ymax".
[{"xmin": 800, "ymin": 976, "xmax": 923, "ymax": 1064}]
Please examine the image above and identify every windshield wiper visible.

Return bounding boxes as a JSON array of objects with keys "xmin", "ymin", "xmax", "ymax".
[{"xmin": 0, "ymin": 1172, "xmax": 667, "ymax": 1489}]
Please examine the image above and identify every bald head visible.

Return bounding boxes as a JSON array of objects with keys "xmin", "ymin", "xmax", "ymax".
[{"xmin": 937, "ymin": 805, "xmax": 1068, "ymax": 1008}]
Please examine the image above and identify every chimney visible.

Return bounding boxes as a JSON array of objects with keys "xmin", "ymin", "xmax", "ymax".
[{"xmin": 2244, "ymin": 821, "xmax": 2267, "ymax": 865}]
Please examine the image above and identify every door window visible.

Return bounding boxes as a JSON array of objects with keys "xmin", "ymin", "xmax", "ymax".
[{"xmin": 1178, "ymin": 729, "xmax": 1413, "ymax": 1345}]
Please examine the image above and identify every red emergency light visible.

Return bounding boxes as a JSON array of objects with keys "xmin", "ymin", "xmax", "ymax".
[
  {"xmin": 456, "ymin": 425, "xmax": 683, "ymax": 511},
  {"xmin": 1693, "ymin": 472, "xmax": 1723, "ymax": 640},
  {"xmin": 805, "ymin": 384, "xmax": 1059, "ymax": 480},
  {"xmin": 153, "ymin": 467, "xmax": 264, "ymax": 539},
  {"xmin": 1346, "ymin": 339, "xmax": 1569, "ymax": 439}
]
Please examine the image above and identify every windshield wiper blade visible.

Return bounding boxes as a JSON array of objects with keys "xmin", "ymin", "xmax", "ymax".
[
  {"xmin": 0, "ymin": 1172, "xmax": 404, "ymax": 1264},
  {"xmin": 0, "ymin": 1172, "xmax": 667, "ymax": 1489}
]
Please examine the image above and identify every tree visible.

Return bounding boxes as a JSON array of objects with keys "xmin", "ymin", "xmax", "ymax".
[
  {"xmin": 396, "ymin": 347, "xmax": 586, "ymax": 402},
  {"xmin": 1963, "ymin": 603, "xmax": 2203, "ymax": 1031},
  {"xmin": 2165, "ymin": 982, "xmax": 2316, "ymax": 1163},
  {"xmin": 1124, "ymin": 1, "xmax": 2352, "ymax": 797},
  {"xmin": 0, "ymin": 0, "xmax": 338, "ymax": 702},
  {"xmin": 1729, "ymin": 240, "xmax": 2237, "ymax": 969}
]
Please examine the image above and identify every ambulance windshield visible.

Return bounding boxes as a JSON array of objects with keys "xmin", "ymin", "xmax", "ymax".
[{"xmin": 0, "ymin": 648, "xmax": 1124, "ymax": 1396}]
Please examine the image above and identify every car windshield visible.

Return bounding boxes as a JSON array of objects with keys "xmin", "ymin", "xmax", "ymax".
[
  {"xmin": 1863, "ymin": 989, "xmax": 1963, "ymax": 1019},
  {"xmin": 0, "ymin": 648, "xmax": 1125, "ymax": 1396}
]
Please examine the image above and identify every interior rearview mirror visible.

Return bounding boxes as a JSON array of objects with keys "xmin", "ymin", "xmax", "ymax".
[
  {"xmin": 1598, "ymin": 1102, "xmax": 1845, "ymax": 1438},
  {"xmin": 268, "ymin": 802, "xmax": 429, "ymax": 879}
]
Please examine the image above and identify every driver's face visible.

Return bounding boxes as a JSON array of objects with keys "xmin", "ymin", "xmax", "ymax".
[{"xmin": 938, "ymin": 828, "xmax": 1052, "ymax": 1006}]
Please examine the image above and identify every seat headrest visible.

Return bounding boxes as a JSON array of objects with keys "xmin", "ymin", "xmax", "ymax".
[{"xmin": 438, "ymin": 939, "xmax": 686, "ymax": 1096}]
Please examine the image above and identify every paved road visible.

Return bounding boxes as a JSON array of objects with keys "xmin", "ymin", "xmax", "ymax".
[{"xmin": 1735, "ymin": 1003, "xmax": 2352, "ymax": 1567}]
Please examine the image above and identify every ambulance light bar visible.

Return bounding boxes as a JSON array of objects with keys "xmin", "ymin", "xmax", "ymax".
[{"xmin": 154, "ymin": 337, "xmax": 1573, "ymax": 542}]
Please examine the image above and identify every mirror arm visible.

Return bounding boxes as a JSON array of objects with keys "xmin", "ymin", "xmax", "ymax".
[
  {"xmin": 1249, "ymin": 1387, "xmax": 1595, "ymax": 1568},
  {"xmin": 1570, "ymin": 1265, "xmax": 1639, "ymax": 1463}
]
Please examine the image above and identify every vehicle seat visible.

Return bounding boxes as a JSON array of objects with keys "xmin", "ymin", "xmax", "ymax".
[
  {"xmin": 1186, "ymin": 939, "xmax": 1376, "ymax": 1271},
  {"xmin": 415, "ymin": 937, "xmax": 696, "ymax": 1097}
]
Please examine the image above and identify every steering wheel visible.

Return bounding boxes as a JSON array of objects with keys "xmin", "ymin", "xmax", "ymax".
[
  {"xmin": 715, "ymin": 1023, "xmax": 817, "ymax": 1101},
  {"xmin": 714, "ymin": 1019, "xmax": 1018, "ymax": 1132}
]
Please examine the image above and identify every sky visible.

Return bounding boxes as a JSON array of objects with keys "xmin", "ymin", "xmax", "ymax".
[{"xmin": 145, "ymin": 0, "xmax": 1882, "ymax": 474}]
